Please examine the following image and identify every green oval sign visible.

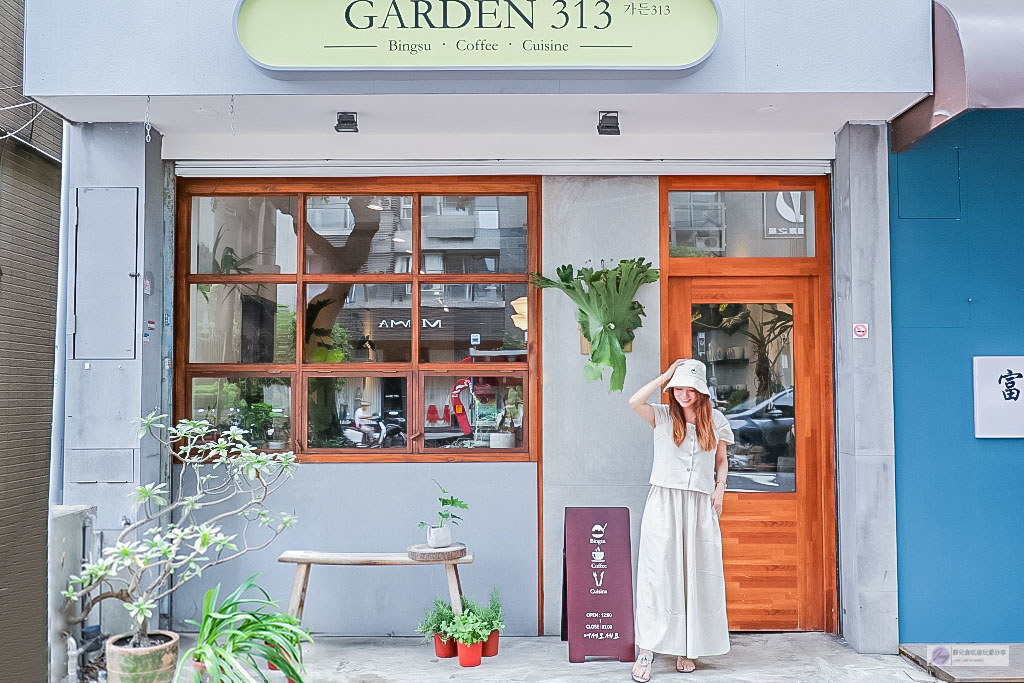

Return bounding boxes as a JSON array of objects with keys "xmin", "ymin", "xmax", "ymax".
[{"xmin": 235, "ymin": 0, "xmax": 720, "ymax": 70}]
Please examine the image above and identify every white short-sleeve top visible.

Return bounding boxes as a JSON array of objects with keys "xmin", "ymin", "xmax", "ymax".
[{"xmin": 649, "ymin": 403, "xmax": 735, "ymax": 493}]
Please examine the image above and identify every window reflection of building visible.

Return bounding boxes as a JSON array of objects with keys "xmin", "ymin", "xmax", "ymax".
[
  {"xmin": 668, "ymin": 191, "xmax": 815, "ymax": 258},
  {"xmin": 421, "ymin": 196, "xmax": 527, "ymax": 274}
]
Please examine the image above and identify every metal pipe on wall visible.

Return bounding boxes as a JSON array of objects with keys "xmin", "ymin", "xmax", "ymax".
[
  {"xmin": 49, "ymin": 119, "xmax": 71, "ymax": 507},
  {"xmin": 47, "ymin": 119, "xmax": 72, "ymax": 683}
]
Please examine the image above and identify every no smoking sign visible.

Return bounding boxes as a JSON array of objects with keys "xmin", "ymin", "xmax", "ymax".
[{"xmin": 853, "ymin": 323, "xmax": 870, "ymax": 339}]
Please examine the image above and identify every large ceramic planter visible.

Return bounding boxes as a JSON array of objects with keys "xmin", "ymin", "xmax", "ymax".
[
  {"xmin": 105, "ymin": 630, "xmax": 179, "ymax": 683},
  {"xmin": 482, "ymin": 630, "xmax": 500, "ymax": 657},
  {"xmin": 456, "ymin": 641, "xmax": 482, "ymax": 667},
  {"xmin": 426, "ymin": 525, "xmax": 452, "ymax": 548},
  {"xmin": 433, "ymin": 634, "xmax": 457, "ymax": 658}
]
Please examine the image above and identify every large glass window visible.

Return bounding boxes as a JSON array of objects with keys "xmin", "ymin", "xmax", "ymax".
[
  {"xmin": 191, "ymin": 197, "xmax": 298, "ymax": 275},
  {"xmin": 180, "ymin": 184, "xmax": 537, "ymax": 461},
  {"xmin": 420, "ymin": 196, "xmax": 527, "ymax": 273},
  {"xmin": 305, "ymin": 195, "xmax": 413, "ymax": 274},
  {"xmin": 189, "ymin": 284, "xmax": 296, "ymax": 364},
  {"xmin": 691, "ymin": 302, "xmax": 796, "ymax": 492},
  {"xmin": 190, "ymin": 376, "xmax": 292, "ymax": 450},
  {"xmin": 422, "ymin": 375, "xmax": 524, "ymax": 450},
  {"xmin": 668, "ymin": 191, "xmax": 815, "ymax": 258},
  {"xmin": 419, "ymin": 283, "xmax": 528, "ymax": 363}
]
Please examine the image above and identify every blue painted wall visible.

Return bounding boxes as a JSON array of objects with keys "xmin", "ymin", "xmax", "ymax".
[{"xmin": 890, "ymin": 110, "xmax": 1024, "ymax": 643}]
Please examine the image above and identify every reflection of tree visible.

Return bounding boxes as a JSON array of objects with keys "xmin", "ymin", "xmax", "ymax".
[
  {"xmin": 305, "ymin": 297, "xmax": 354, "ymax": 362},
  {"xmin": 304, "ymin": 197, "xmax": 383, "ymax": 361},
  {"xmin": 307, "ymin": 377, "xmax": 355, "ymax": 447},
  {"xmin": 694, "ymin": 304, "xmax": 793, "ymax": 401}
]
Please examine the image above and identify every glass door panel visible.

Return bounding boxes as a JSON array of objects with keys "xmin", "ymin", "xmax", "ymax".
[{"xmin": 691, "ymin": 302, "xmax": 796, "ymax": 492}]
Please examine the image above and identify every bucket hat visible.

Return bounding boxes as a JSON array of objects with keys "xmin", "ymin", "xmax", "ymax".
[{"xmin": 664, "ymin": 359, "xmax": 710, "ymax": 396}]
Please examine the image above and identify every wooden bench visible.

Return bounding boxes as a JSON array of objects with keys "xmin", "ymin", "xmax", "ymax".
[{"xmin": 277, "ymin": 549, "xmax": 475, "ymax": 620}]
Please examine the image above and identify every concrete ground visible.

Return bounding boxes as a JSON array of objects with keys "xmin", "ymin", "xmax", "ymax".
[
  {"xmin": 901, "ymin": 643, "xmax": 1024, "ymax": 682},
  {"xmin": 188, "ymin": 633, "xmax": 941, "ymax": 683}
]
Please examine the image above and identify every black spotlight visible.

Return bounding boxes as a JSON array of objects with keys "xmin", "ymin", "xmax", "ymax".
[
  {"xmin": 597, "ymin": 110, "xmax": 620, "ymax": 135},
  {"xmin": 334, "ymin": 112, "xmax": 359, "ymax": 133}
]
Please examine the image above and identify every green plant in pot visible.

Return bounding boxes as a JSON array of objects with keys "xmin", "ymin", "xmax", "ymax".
[
  {"xmin": 176, "ymin": 574, "xmax": 312, "ymax": 683},
  {"xmin": 532, "ymin": 258, "xmax": 659, "ymax": 392},
  {"xmin": 418, "ymin": 479, "xmax": 468, "ymax": 549},
  {"xmin": 448, "ymin": 611, "xmax": 492, "ymax": 667},
  {"xmin": 415, "ymin": 598, "xmax": 456, "ymax": 658},
  {"xmin": 62, "ymin": 413, "xmax": 300, "ymax": 683},
  {"xmin": 479, "ymin": 588, "xmax": 506, "ymax": 657},
  {"xmin": 235, "ymin": 400, "xmax": 275, "ymax": 447}
]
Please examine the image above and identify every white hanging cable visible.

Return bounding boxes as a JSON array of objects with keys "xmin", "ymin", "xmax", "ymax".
[
  {"xmin": 144, "ymin": 95, "xmax": 152, "ymax": 143},
  {"xmin": 228, "ymin": 95, "xmax": 236, "ymax": 136},
  {"xmin": 0, "ymin": 101, "xmax": 38, "ymax": 112},
  {"xmin": 0, "ymin": 108, "xmax": 45, "ymax": 141}
]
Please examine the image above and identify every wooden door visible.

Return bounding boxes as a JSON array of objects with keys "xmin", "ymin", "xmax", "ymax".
[{"xmin": 660, "ymin": 177, "xmax": 836, "ymax": 632}]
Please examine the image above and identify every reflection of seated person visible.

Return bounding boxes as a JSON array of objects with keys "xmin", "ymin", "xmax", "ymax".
[{"xmin": 355, "ymin": 400, "xmax": 374, "ymax": 444}]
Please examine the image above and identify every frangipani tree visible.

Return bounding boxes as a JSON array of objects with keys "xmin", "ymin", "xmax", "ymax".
[
  {"xmin": 63, "ymin": 413, "xmax": 300, "ymax": 646},
  {"xmin": 532, "ymin": 258, "xmax": 659, "ymax": 392}
]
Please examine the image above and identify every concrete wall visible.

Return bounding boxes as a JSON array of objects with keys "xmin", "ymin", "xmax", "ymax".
[
  {"xmin": 889, "ymin": 110, "xmax": 1024, "ymax": 643},
  {"xmin": 540, "ymin": 176, "xmax": 661, "ymax": 634},
  {"xmin": 170, "ymin": 463, "xmax": 539, "ymax": 636},
  {"xmin": 23, "ymin": 0, "xmax": 931, "ymax": 97},
  {"xmin": 59, "ymin": 123, "xmax": 166, "ymax": 636},
  {"xmin": 832, "ymin": 123, "xmax": 899, "ymax": 653}
]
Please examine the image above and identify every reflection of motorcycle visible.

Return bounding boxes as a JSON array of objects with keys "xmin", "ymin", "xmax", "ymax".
[{"xmin": 342, "ymin": 413, "xmax": 407, "ymax": 448}]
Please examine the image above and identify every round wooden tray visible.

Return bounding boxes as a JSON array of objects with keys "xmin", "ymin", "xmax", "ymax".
[{"xmin": 407, "ymin": 543, "xmax": 467, "ymax": 562}]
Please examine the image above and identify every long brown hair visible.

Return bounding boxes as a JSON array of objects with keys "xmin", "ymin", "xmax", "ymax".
[{"xmin": 669, "ymin": 391, "xmax": 717, "ymax": 451}]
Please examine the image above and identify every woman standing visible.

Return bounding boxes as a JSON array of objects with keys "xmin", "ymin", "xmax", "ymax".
[{"xmin": 628, "ymin": 358, "xmax": 733, "ymax": 680}]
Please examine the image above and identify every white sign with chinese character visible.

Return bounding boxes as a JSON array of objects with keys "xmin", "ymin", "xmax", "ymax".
[{"xmin": 973, "ymin": 356, "xmax": 1024, "ymax": 438}]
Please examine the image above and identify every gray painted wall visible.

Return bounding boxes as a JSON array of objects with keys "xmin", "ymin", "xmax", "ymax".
[
  {"xmin": 170, "ymin": 463, "xmax": 539, "ymax": 636},
  {"xmin": 540, "ymin": 176, "xmax": 661, "ymax": 634},
  {"xmin": 831, "ymin": 122, "xmax": 899, "ymax": 653},
  {"xmin": 59, "ymin": 123, "xmax": 166, "ymax": 636},
  {"xmin": 23, "ymin": 1, "xmax": 931, "ymax": 97}
]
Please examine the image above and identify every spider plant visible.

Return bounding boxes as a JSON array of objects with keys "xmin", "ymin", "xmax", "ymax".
[{"xmin": 175, "ymin": 574, "xmax": 312, "ymax": 683}]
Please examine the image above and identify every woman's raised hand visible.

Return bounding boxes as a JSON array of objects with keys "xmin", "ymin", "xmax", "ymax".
[{"xmin": 659, "ymin": 358, "xmax": 688, "ymax": 383}]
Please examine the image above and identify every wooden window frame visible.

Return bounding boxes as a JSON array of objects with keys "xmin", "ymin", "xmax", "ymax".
[{"xmin": 175, "ymin": 176, "xmax": 542, "ymax": 463}]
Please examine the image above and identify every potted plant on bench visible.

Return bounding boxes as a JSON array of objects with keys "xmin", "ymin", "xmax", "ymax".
[
  {"xmin": 449, "ymin": 611, "xmax": 492, "ymax": 667},
  {"xmin": 418, "ymin": 479, "xmax": 468, "ymax": 548},
  {"xmin": 62, "ymin": 413, "xmax": 301, "ymax": 683},
  {"xmin": 415, "ymin": 598, "xmax": 457, "ymax": 658}
]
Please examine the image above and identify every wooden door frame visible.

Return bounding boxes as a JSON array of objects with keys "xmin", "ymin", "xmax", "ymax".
[{"xmin": 658, "ymin": 176, "xmax": 837, "ymax": 633}]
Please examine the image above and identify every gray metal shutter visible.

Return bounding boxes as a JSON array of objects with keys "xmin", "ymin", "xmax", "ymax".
[{"xmin": 0, "ymin": 137, "xmax": 61, "ymax": 681}]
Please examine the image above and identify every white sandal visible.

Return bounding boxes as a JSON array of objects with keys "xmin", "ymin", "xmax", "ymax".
[
  {"xmin": 676, "ymin": 656, "xmax": 696, "ymax": 673},
  {"xmin": 632, "ymin": 653, "xmax": 652, "ymax": 682}
]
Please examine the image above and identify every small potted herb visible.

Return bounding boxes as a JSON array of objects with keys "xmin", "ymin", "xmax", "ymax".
[
  {"xmin": 448, "ymin": 611, "xmax": 491, "ymax": 667},
  {"xmin": 418, "ymin": 479, "xmax": 468, "ymax": 548},
  {"xmin": 479, "ymin": 588, "xmax": 506, "ymax": 657},
  {"xmin": 415, "ymin": 598, "xmax": 456, "ymax": 658}
]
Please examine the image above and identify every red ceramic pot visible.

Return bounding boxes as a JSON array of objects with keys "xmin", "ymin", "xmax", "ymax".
[
  {"xmin": 482, "ymin": 630, "xmax": 499, "ymax": 657},
  {"xmin": 434, "ymin": 634, "xmax": 457, "ymax": 658},
  {"xmin": 457, "ymin": 641, "xmax": 483, "ymax": 667},
  {"xmin": 265, "ymin": 642, "xmax": 297, "ymax": 682}
]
